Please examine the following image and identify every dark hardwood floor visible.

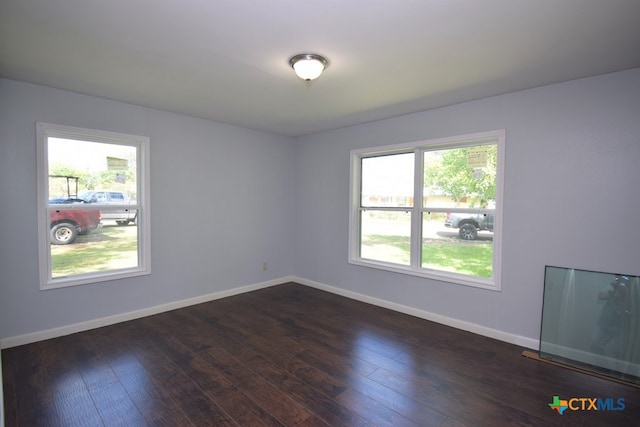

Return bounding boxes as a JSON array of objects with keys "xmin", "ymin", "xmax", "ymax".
[{"xmin": 2, "ymin": 282, "xmax": 639, "ymax": 426}]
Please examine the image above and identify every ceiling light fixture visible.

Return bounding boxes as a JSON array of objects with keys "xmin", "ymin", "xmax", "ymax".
[{"xmin": 289, "ymin": 53, "xmax": 328, "ymax": 82}]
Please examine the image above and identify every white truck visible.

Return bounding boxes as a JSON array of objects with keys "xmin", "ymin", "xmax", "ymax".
[{"xmin": 79, "ymin": 190, "xmax": 137, "ymax": 225}]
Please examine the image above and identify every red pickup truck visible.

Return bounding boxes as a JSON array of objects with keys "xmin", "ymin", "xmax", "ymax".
[{"xmin": 50, "ymin": 207, "xmax": 101, "ymax": 245}]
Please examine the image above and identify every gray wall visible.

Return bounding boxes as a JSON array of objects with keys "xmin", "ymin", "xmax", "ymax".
[
  {"xmin": 0, "ymin": 79, "xmax": 295, "ymax": 340},
  {"xmin": 293, "ymin": 68, "xmax": 640, "ymax": 343},
  {"xmin": 1, "ymin": 69, "xmax": 639, "ymax": 346}
]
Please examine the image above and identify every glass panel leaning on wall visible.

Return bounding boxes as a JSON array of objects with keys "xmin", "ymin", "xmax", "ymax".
[{"xmin": 541, "ymin": 266, "xmax": 640, "ymax": 384}]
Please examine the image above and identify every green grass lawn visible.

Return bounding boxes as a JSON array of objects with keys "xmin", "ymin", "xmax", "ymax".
[
  {"xmin": 361, "ymin": 234, "xmax": 493, "ymax": 277},
  {"xmin": 52, "ymin": 222, "xmax": 492, "ymax": 279},
  {"xmin": 51, "ymin": 224, "xmax": 138, "ymax": 277},
  {"xmin": 422, "ymin": 239, "xmax": 493, "ymax": 277}
]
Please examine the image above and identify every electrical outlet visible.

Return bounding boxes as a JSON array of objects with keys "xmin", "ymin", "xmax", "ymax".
[{"xmin": 262, "ymin": 262, "xmax": 268, "ymax": 271}]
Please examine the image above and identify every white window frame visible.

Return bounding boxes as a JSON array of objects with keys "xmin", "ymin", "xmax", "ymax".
[
  {"xmin": 36, "ymin": 122, "xmax": 151, "ymax": 290},
  {"xmin": 349, "ymin": 130, "xmax": 505, "ymax": 291}
]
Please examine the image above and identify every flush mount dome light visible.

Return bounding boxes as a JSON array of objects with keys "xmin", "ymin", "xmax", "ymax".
[{"xmin": 289, "ymin": 53, "xmax": 328, "ymax": 82}]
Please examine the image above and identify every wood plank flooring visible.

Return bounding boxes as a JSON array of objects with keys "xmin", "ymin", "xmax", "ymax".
[{"xmin": 2, "ymin": 282, "xmax": 639, "ymax": 426}]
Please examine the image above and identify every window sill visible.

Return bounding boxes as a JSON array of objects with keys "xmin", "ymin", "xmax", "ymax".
[
  {"xmin": 348, "ymin": 258, "xmax": 500, "ymax": 291},
  {"xmin": 41, "ymin": 268, "xmax": 150, "ymax": 290}
]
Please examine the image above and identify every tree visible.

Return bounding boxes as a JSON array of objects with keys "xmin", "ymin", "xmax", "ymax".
[
  {"xmin": 49, "ymin": 155, "xmax": 137, "ymax": 199},
  {"xmin": 424, "ymin": 145, "xmax": 497, "ymax": 206},
  {"xmin": 48, "ymin": 164, "xmax": 92, "ymax": 198}
]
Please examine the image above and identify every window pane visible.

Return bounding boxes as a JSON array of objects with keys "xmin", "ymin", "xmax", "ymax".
[
  {"xmin": 361, "ymin": 153, "xmax": 414, "ymax": 207},
  {"xmin": 47, "ymin": 137, "xmax": 140, "ymax": 279},
  {"xmin": 360, "ymin": 210, "xmax": 411, "ymax": 265},
  {"xmin": 48, "ymin": 138, "xmax": 137, "ymax": 201},
  {"xmin": 421, "ymin": 212, "xmax": 493, "ymax": 277},
  {"xmin": 423, "ymin": 144, "xmax": 496, "ymax": 209},
  {"xmin": 50, "ymin": 216, "xmax": 138, "ymax": 278}
]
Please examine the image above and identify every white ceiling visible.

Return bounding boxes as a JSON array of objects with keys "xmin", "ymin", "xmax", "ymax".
[{"xmin": 2, "ymin": 0, "xmax": 639, "ymax": 137}]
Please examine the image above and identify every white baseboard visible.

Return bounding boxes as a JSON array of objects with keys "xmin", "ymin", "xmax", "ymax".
[
  {"xmin": 0, "ymin": 275, "xmax": 538, "ymax": 351},
  {"xmin": 292, "ymin": 276, "xmax": 539, "ymax": 350},
  {"xmin": 0, "ymin": 277, "xmax": 292, "ymax": 349}
]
